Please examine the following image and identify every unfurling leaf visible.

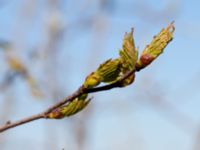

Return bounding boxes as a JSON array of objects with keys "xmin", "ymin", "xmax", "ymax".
[
  {"xmin": 119, "ymin": 28, "xmax": 138, "ymax": 86},
  {"xmin": 97, "ymin": 58, "xmax": 121, "ymax": 83},
  {"xmin": 47, "ymin": 94, "xmax": 90, "ymax": 119},
  {"xmin": 119, "ymin": 28, "xmax": 138, "ymax": 71},
  {"xmin": 136, "ymin": 22, "xmax": 175, "ymax": 71},
  {"xmin": 84, "ymin": 59, "xmax": 121, "ymax": 88}
]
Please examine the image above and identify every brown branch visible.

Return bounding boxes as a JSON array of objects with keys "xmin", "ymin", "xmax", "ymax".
[
  {"xmin": 0, "ymin": 68, "xmax": 135, "ymax": 133},
  {"xmin": 0, "ymin": 113, "xmax": 44, "ymax": 133}
]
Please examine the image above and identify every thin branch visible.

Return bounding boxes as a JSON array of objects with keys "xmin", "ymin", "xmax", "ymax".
[
  {"xmin": 0, "ymin": 113, "xmax": 44, "ymax": 133},
  {"xmin": 0, "ymin": 68, "xmax": 135, "ymax": 133}
]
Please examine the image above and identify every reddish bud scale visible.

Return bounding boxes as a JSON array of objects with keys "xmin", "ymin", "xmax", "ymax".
[
  {"xmin": 47, "ymin": 108, "xmax": 65, "ymax": 119},
  {"xmin": 140, "ymin": 54, "xmax": 155, "ymax": 66}
]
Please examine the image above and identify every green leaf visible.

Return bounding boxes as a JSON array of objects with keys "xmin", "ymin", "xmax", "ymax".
[
  {"xmin": 97, "ymin": 58, "xmax": 121, "ymax": 83},
  {"xmin": 119, "ymin": 28, "xmax": 138, "ymax": 71},
  {"xmin": 136, "ymin": 22, "xmax": 175, "ymax": 70},
  {"xmin": 47, "ymin": 94, "xmax": 91, "ymax": 119},
  {"xmin": 118, "ymin": 28, "xmax": 138, "ymax": 87}
]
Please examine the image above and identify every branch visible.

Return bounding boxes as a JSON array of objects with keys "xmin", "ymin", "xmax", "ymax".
[
  {"xmin": 0, "ymin": 22, "xmax": 174, "ymax": 133},
  {"xmin": 0, "ymin": 113, "xmax": 44, "ymax": 133},
  {"xmin": 0, "ymin": 68, "xmax": 135, "ymax": 133}
]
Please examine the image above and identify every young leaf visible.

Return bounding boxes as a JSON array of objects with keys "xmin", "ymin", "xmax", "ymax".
[
  {"xmin": 119, "ymin": 28, "xmax": 138, "ymax": 86},
  {"xmin": 47, "ymin": 94, "xmax": 91, "ymax": 119},
  {"xmin": 97, "ymin": 58, "xmax": 121, "ymax": 83},
  {"xmin": 119, "ymin": 28, "xmax": 138, "ymax": 71},
  {"xmin": 136, "ymin": 22, "xmax": 175, "ymax": 71}
]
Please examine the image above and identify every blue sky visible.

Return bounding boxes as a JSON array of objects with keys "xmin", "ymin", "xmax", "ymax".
[{"xmin": 0, "ymin": 0, "xmax": 200, "ymax": 150}]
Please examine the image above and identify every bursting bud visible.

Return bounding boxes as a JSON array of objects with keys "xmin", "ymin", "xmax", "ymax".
[
  {"xmin": 119, "ymin": 28, "xmax": 138, "ymax": 86},
  {"xmin": 119, "ymin": 28, "xmax": 138, "ymax": 71},
  {"xmin": 136, "ymin": 22, "xmax": 175, "ymax": 71},
  {"xmin": 47, "ymin": 94, "xmax": 91, "ymax": 119},
  {"xmin": 84, "ymin": 72, "xmax": 101, "ymax": 88},
  {"xmin": 120, "ymin": 73, "xmax": 135, "ymax": 87},
  {"xmin": 84, "ymin": 58, "xmax": 121, "ymax": 88},
  {"xmin": 97, "ymin": 58, "xmax": 121, "ymax": 83}
]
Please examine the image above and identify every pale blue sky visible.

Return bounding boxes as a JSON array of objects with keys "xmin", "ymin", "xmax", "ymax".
[{"xmin": 0, "ymin": 0, "xmax": 200, "ymax": 150}]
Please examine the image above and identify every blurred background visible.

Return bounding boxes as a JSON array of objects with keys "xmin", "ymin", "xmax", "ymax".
[{"xmin": 0, "ymin": 0, "xmax": 200, "ymax": 150}]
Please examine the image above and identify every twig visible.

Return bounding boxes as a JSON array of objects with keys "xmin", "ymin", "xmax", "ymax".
[
  {"xmin": 0, "ymin": 113, "xmax": 44, "ymax": 133},
  {"xmin": 0, "ymin": 68, "xmax": 135, "ymax": 133}
]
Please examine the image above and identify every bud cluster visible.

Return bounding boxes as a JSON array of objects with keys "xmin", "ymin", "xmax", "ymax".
[{"xmin": 48, "ymin": 23, "xmax": 175, "ymax": 119}]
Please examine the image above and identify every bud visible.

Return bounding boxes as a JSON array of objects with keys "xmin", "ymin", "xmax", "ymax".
[
  {"xmin": 120, "ymin": 74, "xmax": 135, "ymax": 87},
  {"xmin": 136, "ymin": 22, "xmax": 175, "ymax": 71},
  {"xmin": 119, "ymin": 28, "xmax": 138, "ymax": 71},
  {"xmin": 97, "ymin": 59, "xmax": 121, "ymax": 83},
  {"xmin": 119, "ymin": 28, "xmax": 138, "ymax": 87},
  {"xmin": 47, "ymin": 94, "xmax": 91, "ymax": 119},
  {"xmin": 83, "ymin": 72, "xmax": 101, "ymax": 88}
]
